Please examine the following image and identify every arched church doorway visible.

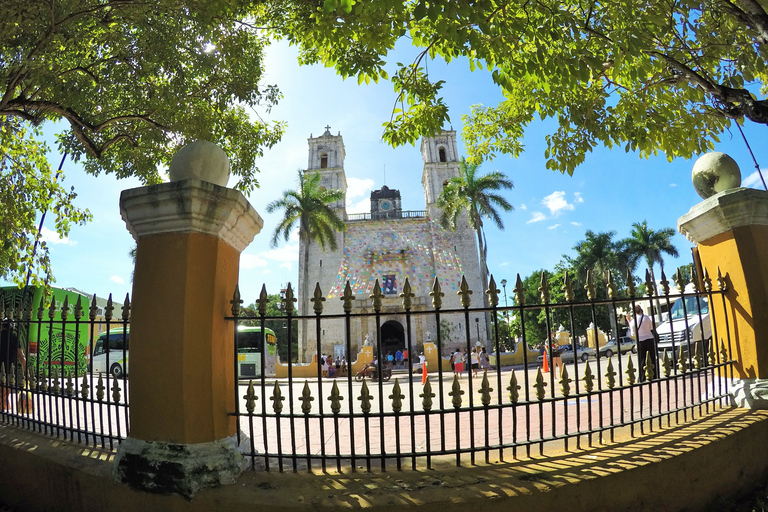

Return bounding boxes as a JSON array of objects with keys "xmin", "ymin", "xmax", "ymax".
[{"xmin": 380, "ymin": 320, "xmax": 405, "ymax": 356}]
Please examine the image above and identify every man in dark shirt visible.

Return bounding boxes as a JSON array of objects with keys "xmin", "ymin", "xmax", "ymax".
[{"xmin": 0, "ymin": 320, "xmax": 26, "ymax": 410}]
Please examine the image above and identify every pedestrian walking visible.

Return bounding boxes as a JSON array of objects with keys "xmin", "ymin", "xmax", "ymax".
[
  {"xmin": 628, "ymin": 305, "xmax": 658, "ymax": 381},
  {"xmin": 479, "ymin": 347, "xmax": 490, "ymax": 373}
]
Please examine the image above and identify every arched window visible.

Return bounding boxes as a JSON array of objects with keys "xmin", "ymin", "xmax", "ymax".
[
  {"xmin": 438, "ymin": 147, "xmax": 447, "ymax": 162},
  {"xmin": 320, "ymin": 153, "xmax": 328, "ymax": 168},
  {"xmin": 442, "ymin": 180, "xmax": 449, "ymax": 189}
]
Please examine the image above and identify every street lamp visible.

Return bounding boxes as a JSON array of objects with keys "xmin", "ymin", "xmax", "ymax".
[
  {"xmin": 475, "ymin": 317, "xmax": 480, "ymax": 344},
  {"xmin": 501, "ymin": 279, "xmax": 509, "ymax": 348}
]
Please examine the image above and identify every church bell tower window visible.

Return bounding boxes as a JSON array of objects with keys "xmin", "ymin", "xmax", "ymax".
[
  {"xmin": 321, "ymin": 153, "xmax": 328, "ymax": 168},
  {"xmin": 439, "ymin": 147, "xmax": 447, "ymax": 162}
]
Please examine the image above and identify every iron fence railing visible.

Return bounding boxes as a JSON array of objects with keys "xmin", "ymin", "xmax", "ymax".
[
  {"xmin": 0, "ymin": 264, "xmax": 736, "ymax": 472},
  {"xmin": 230, "ymin": 267, "xmax": 734, "ymax": 473},
  {"xmin": 0, "ymin": 292, "xmax": 130, "ymax": 450}
]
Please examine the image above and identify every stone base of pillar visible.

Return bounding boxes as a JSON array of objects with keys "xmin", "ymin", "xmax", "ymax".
[
  {"xmin": 731, "ymin": 378, "xmax": 768, "ymax": 409},
  {"xmin": 113, "ymin": 435, "xmax": 246, "ymax": 498}
]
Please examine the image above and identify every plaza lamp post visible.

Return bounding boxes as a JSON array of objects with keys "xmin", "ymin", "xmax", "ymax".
[
  {"xmin": 475, "ymin": 317, "xmax": 480, "ymax": 345},
  {"xmin": 501, "ymin": 279, "xmax": 509, "ymax": 349}
]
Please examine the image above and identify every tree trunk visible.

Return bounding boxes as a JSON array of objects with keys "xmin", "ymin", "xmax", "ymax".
[
  {"xmin": 301, "ymin": 231, "xmax": 310, "ymax": 362},
  {"xmin": 650, "ymin": 266, "xmax": 663, "ymax": 323},
  {"xmin": 474, "ymin": 222, "xmax": 493, "ymax": 353}
]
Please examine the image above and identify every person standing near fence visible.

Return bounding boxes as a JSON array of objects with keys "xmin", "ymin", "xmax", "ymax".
[
  {"xmin": 395, "ymin": 349, "xmax": 403, "ymax": 369},
  {"xmin": 627, "ymin": 305, "xmax": 658, "ymax": 381},
  {"xmin": 0, "ymin": 320, "xmax": 25, "ymax": 411},
  {"xmin": 479, "ymin": 347, "xmax": 490, "ymax": 373},
  {"xmin": 470, "ymin": 348, "xmax": 479, "ymax": 377}
]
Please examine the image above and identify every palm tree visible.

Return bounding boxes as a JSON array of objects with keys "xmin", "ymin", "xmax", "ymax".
[
  {"xmin": 622, "ymin": 221, "xmax": 679, "ymax": 321},
  {"xmin": 267, "ymin": 170, "xmax": 346, "ymax": 359},
  {"xmin": 568, "ymin": 230, "xmax": 632, "ymax": 341},
  {"xmin": 438, "ymin": 157, "xmax": 514, "ymax": 351},
  {"xmin": 571, "ymin": 230, "xmax": 620, "ymax": 284}
]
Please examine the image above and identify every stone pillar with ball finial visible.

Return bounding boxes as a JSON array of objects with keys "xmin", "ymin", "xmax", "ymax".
[
  {"xmin": 679, "ymin": 151, "xmax": 768, "ymax": 409},
  {"xmin": 113, "ymin": 141, "xmax": 263, "ymax": 496}
]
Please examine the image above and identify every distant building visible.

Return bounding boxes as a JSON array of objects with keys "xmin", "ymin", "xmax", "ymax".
[{"xmin": 297, "ymin": 127, "xmax": 487, "ymax": 360}]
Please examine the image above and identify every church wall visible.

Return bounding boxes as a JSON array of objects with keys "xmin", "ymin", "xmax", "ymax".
[{"xmin": 302, "ymin": 217, "xmax": 487, "ymax": 358}]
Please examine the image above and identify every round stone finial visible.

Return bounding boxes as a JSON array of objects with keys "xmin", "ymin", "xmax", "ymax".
[
  {"xmin": 691, "ymin": 152, "xmax": 741, "ymax": 199},
  {"xmin": 168, "ymin": 141, "xmax": 230, "ymax": 187}
]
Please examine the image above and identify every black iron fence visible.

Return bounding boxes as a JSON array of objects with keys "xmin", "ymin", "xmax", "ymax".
[
  {"xmin": 0, "ymin": 265, "xmax": 736, "ymax": 474},
  {"xmin": 230, "ymin": 267, "xmax": 734, "ymax": 473},
  {"xmin": 0, "ymin": 291, "xmax": 130, "ymax": 450}
]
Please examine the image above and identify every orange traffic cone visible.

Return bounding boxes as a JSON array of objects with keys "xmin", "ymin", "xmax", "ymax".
[
  {"xmin": 542, "ymin": 348, "xmax": 550, "ymax": 373},
  {"xmin": 422, "ymin": 361, "xmax": 428, "ymax": 385}
]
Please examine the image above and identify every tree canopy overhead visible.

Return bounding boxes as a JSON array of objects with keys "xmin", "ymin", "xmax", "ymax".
[
  {"xmin": 2, "ymin": 0, "xmax": 284, "ymax": 189},
  {"xmin": 270, "ymin": 0, "xmax": 768, "ymax": 174},
  {"xmin": 2, "ymin": 0, "xmax": 285, "ymax": 287}
]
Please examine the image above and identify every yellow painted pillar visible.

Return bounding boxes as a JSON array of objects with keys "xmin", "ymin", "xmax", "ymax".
[
  {"xmin": 113, "ymin": 142, "xmax": 263, "ymax": 497},
  {"xmin": 679, "ymin": 187, "xmax": 768, "ymax": 408}
]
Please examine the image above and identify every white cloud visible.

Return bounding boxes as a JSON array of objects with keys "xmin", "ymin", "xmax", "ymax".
[
  {"xmin": 499, "ymin": 262, "xmax": 510, "ymax": 267},
  {"xmin": 110, "ymin": 276, "xmax": 125, "ymax": 285},
  {"xmin": 573, "ymin": 192, "xmax": 584, "ymax": 203},
  {"xmin": 260, "ymin": 243, "xmax": 299, "ymax": 263},
  {"xmin": 241, "ymin": 242, "xmax": 299, "ymax": 273},
  {"xmin": 527, "ymin": 212, "xmax": 547, "ymax": 224},
  {"xmin": 542, "ymin": 191, "xmax": 575, "ymax": 215},
  {"xmin": 547, "ymin": 224, "xmax": 561, "ymax": 230},
  {"xmin": 40, "ymin": 227, "xmax": 75, "ymax": 246},
  {"xmin": 669, "ymin": 183, "xmax": 678, "ymax": 187},
  {"xmin": 346, "ymin": 177, "xmax": 375, "ymax": 200},
  {"xmin": 347, "ymin": 197, "xmax": 371, "ymax": 214},
  {"xmin": 519, "ymin": 203, "xmax": 527, "ymax": 210},
  {"xmin": 571, "ymin": 221, "xmax": 582, "ymax": 226},
  {"xmin": 241, "ymin": 254, "xmax": 268, "ymax": 269},
  {"xmin": 743, "ymin": 170, "xmax": 768, "ymax": 188}
]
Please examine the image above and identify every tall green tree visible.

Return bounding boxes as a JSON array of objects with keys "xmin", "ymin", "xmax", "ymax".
[
  {"xmin": 1, "ymin": 120, "xmax": 91, "ymax": 287},
  {"xmin": 270, "ymin": 0, "xmax": 768, "ymax": 172},
  {"xmin": 509, "ymin": 270, "xmax": 549, "ymax": 349},
  {"xmin": 622, "ymin": 221, "xmax": 680, "ymax": 320},
  {"xmin": 241, "ymin": 294, "xmax": 299, "ymax": 362},
  {"xmin": 266, "ymin": 171, "xmax": 346, "ymax": 358},
  {"xmin": 2, "ymin": 0, "xmax": 284, "ymax": 286},
  {"xmin": 437, "ymin": 157, "xmax": 513, "ymax": 351}
]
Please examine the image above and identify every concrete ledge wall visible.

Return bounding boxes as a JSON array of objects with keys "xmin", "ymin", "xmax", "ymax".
[{"xmin": 1, "ymin": 409, "xmax": 767, "ymax": 511}]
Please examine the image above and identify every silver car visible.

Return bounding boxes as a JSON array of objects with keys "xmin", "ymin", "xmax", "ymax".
[
  {"xmin": 537, "ymin": 344, "xmax": 596, "ymax": 363},
  {"xmin": 598, "ymin": 337, "xmax": 637, "ymax": 358}
]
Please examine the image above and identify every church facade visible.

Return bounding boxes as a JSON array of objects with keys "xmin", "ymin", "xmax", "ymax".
[{"xmin": 297, "ymin": 127, "xmax": 488, "ymax": 361}]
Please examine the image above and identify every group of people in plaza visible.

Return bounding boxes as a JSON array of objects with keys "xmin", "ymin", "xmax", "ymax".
[
  {"xmin": 320, "ymin": 354, "xmax": 347, "ymax": 378},
  {"xmin": 449, "ymin": 347, "xmax": 490, "ymax": 377},
  {"xmin": 383, "ymin": 348, "xmax": 408, "ymax": 369}
]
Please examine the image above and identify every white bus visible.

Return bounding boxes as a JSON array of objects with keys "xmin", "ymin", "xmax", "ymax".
[
  {"xmin": 89, "ymin": 325, "xmax": 277, "ymax": 379},
  {"xmin": 91, "ymin": 327, "xmax": 130, "ymax": 378}
]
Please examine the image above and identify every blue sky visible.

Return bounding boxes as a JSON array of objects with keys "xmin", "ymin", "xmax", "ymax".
[{"xmin": 7, "ymin": 40, "xmax": 768, "ymax": 307}]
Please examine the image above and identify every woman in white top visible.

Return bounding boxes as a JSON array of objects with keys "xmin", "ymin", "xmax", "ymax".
[
  {"xmin": 470, "ymin": 349, "xmax": 480, "ymax": 377},
  {"xmin": 627, "ymin": 305, "xmax": 657, "ymax": 382}
]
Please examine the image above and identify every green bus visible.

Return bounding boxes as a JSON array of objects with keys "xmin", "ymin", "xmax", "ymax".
[
  {"xmin": 0, "ymin": 286, "xmax": 100, "ymax": 378},
  {"xmin": 236, "ymin": 325, "xmax": 277, "ymax": 378}
]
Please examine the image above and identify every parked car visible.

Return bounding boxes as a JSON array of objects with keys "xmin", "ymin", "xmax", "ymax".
[
  {"xmin": 537, "ymin": 344, "xmax": 596, "ymax": 364},
  {"xmin": 599, "ymin": 337, "xmax": 637, "ymax": 358},
  {"xmin": 655, "ymin": 295, "xmax": 711, "ymax": 358},
  {"xmin": 561, "ymin": 344, "xmax": 596, "ymax": 363}
]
